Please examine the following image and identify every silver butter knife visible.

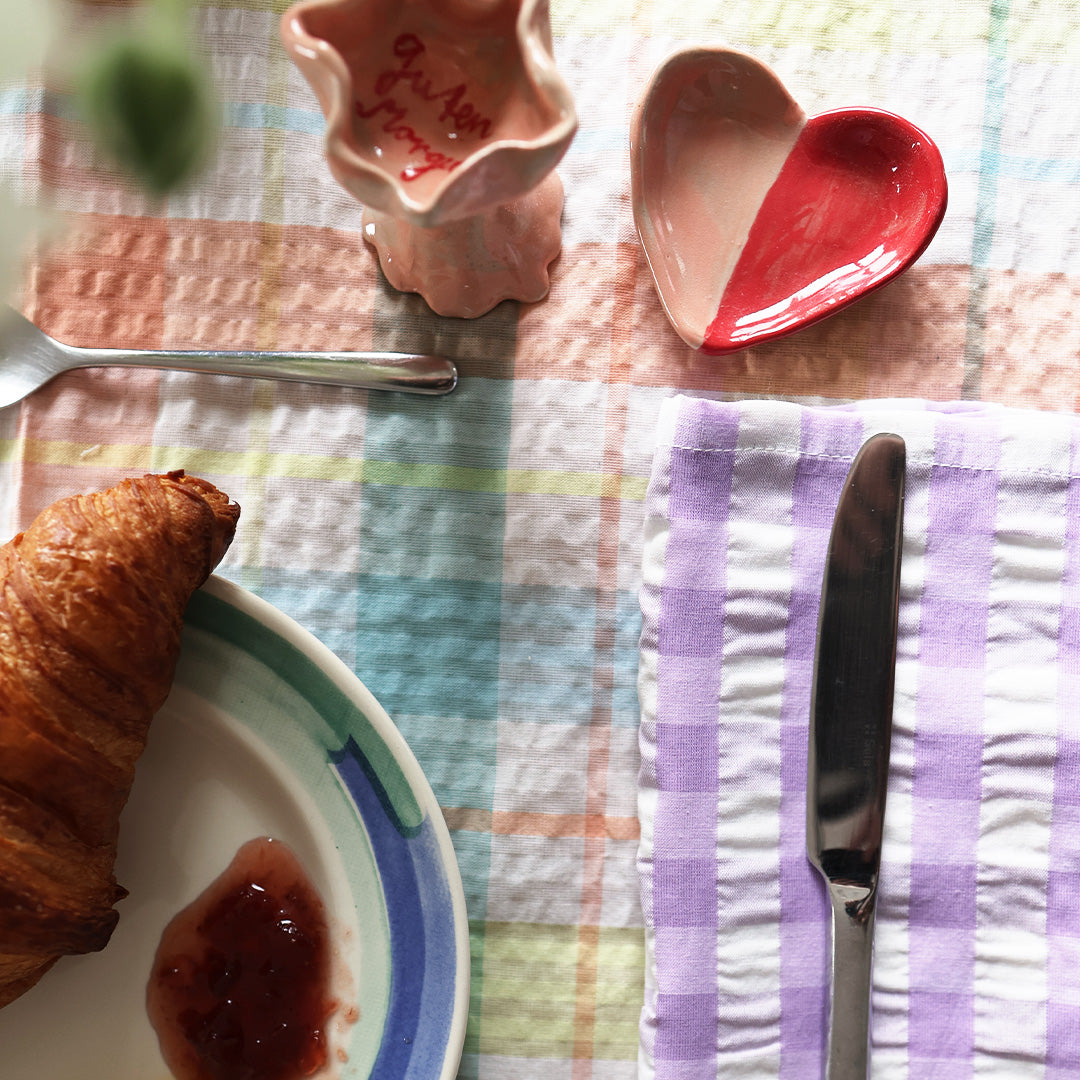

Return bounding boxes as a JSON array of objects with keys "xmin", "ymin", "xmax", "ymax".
[{"xmin": 806, "ymin": 432, "xmax": 905, "ymax": 1080}]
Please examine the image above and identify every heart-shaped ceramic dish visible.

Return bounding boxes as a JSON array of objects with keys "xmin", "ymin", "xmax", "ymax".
[{"xmin": 630, "ymin": 48, "xmax": 948, "ymax": 354}]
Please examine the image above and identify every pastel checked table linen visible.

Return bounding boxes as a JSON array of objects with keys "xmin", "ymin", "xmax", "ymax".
[
  {"xmin": 0, "ymin": 1, "xmax": 1079, "ymax": 1079},
  {"xmin": 637, "ymin": 395, "xmax": 1080, "ymax": 1079}
]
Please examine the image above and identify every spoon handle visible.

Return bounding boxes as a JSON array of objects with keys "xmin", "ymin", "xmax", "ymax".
[{"xmin": 67, "ymin": 344, "xmax": 458, "ymax": 396}]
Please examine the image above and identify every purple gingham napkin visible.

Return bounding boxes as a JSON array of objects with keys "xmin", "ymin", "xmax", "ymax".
[{"xmin": 637, "ymin": 396, "xmax": 1080, "ymax": 1080}]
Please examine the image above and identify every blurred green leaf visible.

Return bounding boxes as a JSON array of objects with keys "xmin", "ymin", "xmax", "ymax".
[{"xmin": 77, "ymin": 21, "xmax": 217, "ymax": 196}]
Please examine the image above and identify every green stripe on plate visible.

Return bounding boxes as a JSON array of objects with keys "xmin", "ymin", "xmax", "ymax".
[{"xmin": 186, "ymin": 587, "xmax": 424, "ymax": 834}]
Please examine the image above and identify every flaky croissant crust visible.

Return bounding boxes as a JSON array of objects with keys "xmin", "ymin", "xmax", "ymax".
[{"xmin": 0, "ymin": 471, "xmax": 239, "ymax": 1008}]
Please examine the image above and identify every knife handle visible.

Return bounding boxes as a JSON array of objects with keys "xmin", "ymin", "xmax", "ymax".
[{"xmin": 824, "ymin": 881, "xmax": 877, "ymax": 1080}]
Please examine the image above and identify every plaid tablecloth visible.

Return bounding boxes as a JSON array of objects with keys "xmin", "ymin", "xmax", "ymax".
[{"xmin": 1, "ymin": 2, "xmax": 1078, "ymax": 1078}]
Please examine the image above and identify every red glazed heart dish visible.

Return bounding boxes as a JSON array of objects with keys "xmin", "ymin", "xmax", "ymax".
[{"xmin": 630, "ymin": 48, "xmax": 948, "ymax": 355}]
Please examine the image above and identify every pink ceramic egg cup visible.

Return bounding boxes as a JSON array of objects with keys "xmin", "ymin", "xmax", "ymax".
[{"xmin": 281, "ymin": 0, "xmax": 577, "ymax": 318}]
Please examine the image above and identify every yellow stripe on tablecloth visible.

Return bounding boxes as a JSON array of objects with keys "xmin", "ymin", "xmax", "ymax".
[
  {"xmin": 474, "ymin": 921, "xmax": 644, "ymax": 1061},
  {"xmin": 0, "ymin": 438, "xmax": 156, "ymax": 471},
  {"xmin": 2, "ymin": 438, "xmax": 653, "ymax": 500},
  {"xmin": 552, "ymin": 0, "xmax": 992, "ymax": 53},
  {"xmin": 509, "ymin": 468, "xmax": 647, "ymax": 501}
]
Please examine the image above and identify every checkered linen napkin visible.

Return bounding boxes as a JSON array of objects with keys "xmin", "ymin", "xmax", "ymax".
[{"xmin": 636, "ymin": 395, "xmax": 1080, "ymax": 1079}]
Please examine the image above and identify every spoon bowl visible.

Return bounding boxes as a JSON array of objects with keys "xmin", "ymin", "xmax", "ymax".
[{"xmin": 0, "ymin": 306, "xmax": 458, "ymax": 409}]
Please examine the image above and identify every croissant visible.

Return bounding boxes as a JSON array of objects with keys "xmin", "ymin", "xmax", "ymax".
[{"xmin": 0, "ymin": 471, "xmax": 240, "ymax": 1009}]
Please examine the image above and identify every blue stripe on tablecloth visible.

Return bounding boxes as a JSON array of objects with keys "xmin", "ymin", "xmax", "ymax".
[
  {"xmin": 3, "ymin": 71, "xmax": 1075, "ymax": 186},
  {"xmin": 0, "ymin": 88, "xmax": 38, "ymax": 114},
  {"xmin": 351, "ymin": 570, "xmax": 503, "ymax": 720},
  {"xmin": 220, "ymin": 101, "xmax": 1080, "ymax": 185},
  {"xmin": 252, "ymin": 568, "xmax": 361, "ymax": 665},
  {"xmin": 962, "ymin": 0, "xmax": 1010, "ymax": 398},
  {"xmin": 502, "ymin": 586, "xmax": 640, "ymax": 722},
  {"xmin": 498, "ymin": 582, "xmax": 598, "ymax": 717},
  {"xmin": 357, "ymin": 371, "xmax": 516, "ymax": 1065},
  {"xmin": 614, "ymin": 588, "xmax": 646, "ymax": 725},
  {"xmin": 944, "ymin": 148, "xmax": 1080, "ymax": 183},
  {"xmin": 225, "ymin": 101, "xmax": 325, "ymax": 135},
  {"xmin": 971, "ymin": 54, "xmax": 1009, "ymax": 268},
  {"xmin": 497, "ymin": 585, "xmax": 643, "ymax": 722},
  {"xmin": 250, "ymin": 561, "xmax": 503, "ymax": 922},
  {"xmin": 350, "ymin": 562, "xmax": 503, "ymax": 921},
  {"xmin": 358, "ymin": 379, "xmax": 516, "ymax": 980},
  {"xmin": 494, "ymin": 583, "xmax": 641, "ymax": 728}
]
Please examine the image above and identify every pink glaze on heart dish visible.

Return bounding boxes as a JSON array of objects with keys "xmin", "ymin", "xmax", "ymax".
[{"xmin": 630, "ymin": 48, "xmax": 948, "ymax": 355}]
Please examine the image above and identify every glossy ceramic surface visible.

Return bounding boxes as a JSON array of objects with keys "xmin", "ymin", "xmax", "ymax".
[
  {"xmin": 361, "ymin": 170, "xmax": 565, "ymax": 317},
  {"xmin": 281, "ymin": 0, "xmax": 577, "ymax": 317},
  {"xmin": 630, "ymin": 48, "xmax": 948, "ymax": 354},
  {"xmin": 0, "ymin": 576, "xmax": 470, "ymax": 1080}
]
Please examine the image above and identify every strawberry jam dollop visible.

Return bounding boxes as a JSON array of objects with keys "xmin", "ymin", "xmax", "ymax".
[{"xmin": 147, "ymin": 836, "xmax": 335, "ymax": 1080}]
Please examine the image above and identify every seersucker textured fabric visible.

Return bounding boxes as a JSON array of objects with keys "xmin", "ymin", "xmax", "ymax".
[
  {"xmin": 638, "ymin": 395, "xmax": 1080, "ymax": 1079},
  {"xmin": 3, "ymin": 0, "xmax": 1080, "ymax": 1074}
]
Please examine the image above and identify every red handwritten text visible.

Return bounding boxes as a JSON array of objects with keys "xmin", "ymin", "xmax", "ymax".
[{"xmin": 354, "ymin": 33, "xmax": 495, "ymax": 181}]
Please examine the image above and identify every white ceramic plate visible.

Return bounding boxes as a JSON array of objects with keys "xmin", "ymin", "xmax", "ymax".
[{"xmin": 0, "ymin": 575, "xmax": 470, "ymax": 1080}]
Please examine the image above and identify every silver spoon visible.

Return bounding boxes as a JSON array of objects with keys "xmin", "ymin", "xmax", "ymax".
[{"xmin": 0, "ymin": 305, "xmax": 458, "ymax": 408}]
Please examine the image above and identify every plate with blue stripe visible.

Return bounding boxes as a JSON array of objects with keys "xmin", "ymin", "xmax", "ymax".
[{"xmin": 0, "ymin": 574, "xmax": 470, "ymax": 1080}]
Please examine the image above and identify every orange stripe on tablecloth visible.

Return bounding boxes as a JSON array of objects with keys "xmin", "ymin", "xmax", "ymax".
[
  {"xmin": 515, "ymin": 245, "xmax": 1076, "ymax": 408},
  {"xmin": 441, "ymin": 806, "xmax": 639, "ymax": 841},
  {"xmin": 570, "ymin": 237, "xmax": 640, "ymax": 1078},
  {"xmin": 164, "ymin": 217, "xmax": 266, "ymax": 346},
  {"xmin": 980, "ymin": 269, "xmax": 1080, "ymax": 410},
  {"xmin": 257, "ymin": 221, "xmax": 284, "ymax": 351},
  {"xmin": 16, "ymin": 212, "xmax": 1080, "ymax": 413},
  {"xmin": 276, "ymin": 227, "xmax": 379, "ymax": 349},
  {"xmin": 573, "ymin": 922, "xmax": 601, "ymax": 1071},
  {"xmin": 28, "ymin": 211, "xmax": 381, "ymax": 351},
  {"xmin": 17, "ymin": 206, "xmax": 169, "ymax": 530},
  {"xmin": 26, "ymin": 213, "xmax": 171, "ymax": 346},
  {"xmin": 160, "ymin": 219, "xmax": 379, "ymax": 349}
]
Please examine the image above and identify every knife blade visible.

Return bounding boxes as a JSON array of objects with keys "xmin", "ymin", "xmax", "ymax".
[{"xmin": 806, "ymin": 432, "xmax": 905, "ymax": 1080}]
